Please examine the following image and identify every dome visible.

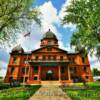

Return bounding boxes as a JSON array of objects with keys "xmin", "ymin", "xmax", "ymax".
[
  {"xmin": 42, "ymin": 29, "xmax": 57, "ymax": 40},
  {"xmin": 12, "ymin": 45, "xmax": 24, "ymax": 52}
]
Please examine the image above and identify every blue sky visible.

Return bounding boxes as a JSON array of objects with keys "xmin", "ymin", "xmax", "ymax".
[
  {"xmin": 0, "ymin": 0, "xmax": 100, "ymax": 77},
  {"xmin": 34, "ymin": 0, "xmax": 65, "ymax": 11}
]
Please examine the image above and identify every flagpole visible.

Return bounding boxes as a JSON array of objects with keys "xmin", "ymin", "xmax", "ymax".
[{"xmin": 23, "ymin": 32, "xmax": 31, "ymax": 85}]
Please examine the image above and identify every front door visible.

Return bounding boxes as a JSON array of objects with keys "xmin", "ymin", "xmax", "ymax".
[{"xmin": 46, "ymin": 70, "xmax": 53, "ymax": 80}]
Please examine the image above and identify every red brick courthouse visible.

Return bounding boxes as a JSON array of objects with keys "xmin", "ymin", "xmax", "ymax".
[{"xmin": 4, "ymin": 30, "xmax": 93, "ymax": 84}]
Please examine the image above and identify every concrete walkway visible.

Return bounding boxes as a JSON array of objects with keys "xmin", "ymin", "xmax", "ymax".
[{"xmin": 29, "ymin": 85, "xmax": 71, "ymax": 100}]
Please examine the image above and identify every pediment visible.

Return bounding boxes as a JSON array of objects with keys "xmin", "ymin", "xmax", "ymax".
[{"xmin": 31, "ymin": 46, "xmax": 67, "ymax": 54}]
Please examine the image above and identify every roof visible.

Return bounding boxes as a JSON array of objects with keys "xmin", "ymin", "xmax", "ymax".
[
  {"xmin": 31, "ymin": 46, "xmax": 68, "ymax": 53},
  {"xmin": 41, "ymin": 29, "xmax": 58, "ymax": 40},
  {"xmin": 12, "ymin": 45, "xmax": 24, "ymax": 52}
]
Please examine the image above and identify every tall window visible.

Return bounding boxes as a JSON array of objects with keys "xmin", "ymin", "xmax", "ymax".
[
  {"xmin": 83, "ymin": 66, "xmax": 87, "ymax": 73},
  {"xmin": 13, "ymin": 57, "xmax": 17, "ymax": 64},
  {"xmin": 22, "ymin": 68, "xmax": 25, "ymax": 74},
  {"xmin": 43, "ymin": 55, "xmax": 46, "ymax": 60},
  {"xmin": 11, "ymin": 67, "xmax": 14, "ymax": 74},
  {"xmin": 69, "ymin": 57, "xmax": 75, "ymax": 64},
  {"xmin": 53, "ymin": 56, "xmax": 56, "ymax": 60},
  {"xmin": 35, "ymin": 56, "xmax": 39, "ymax": 60},
  {"xmin": 61, "ymin": 66, "xmax": 65, "ymax": 73},
  {"xmin": 48, "ymin": 55, "xmax": 51, "ymax": 60},
  {"xmin": 23, "ymin": 58, "xmax": 28, "ymax": 64},
  {"xmin": 34, "ymin": 66, "xmax": 38, "ymax": 73},
  {"xmin": 25, "ymin": 77, "xmax": 28, "ymax": 82},
  {"xmin": 20, "ymin": 77, "xmax": 24, "ymax": 82},
  {"xmin": 34, "ymin": 76, "xmax": 38, "ymax": 80},
  {"xmin": 9, "ymin": 77, "xmax": 13, "ymax": 82},
  {"xmin": 82, "ymin": 57, "xmax": 85, "ymax": 63},
  {"xmin": 60, "ymin": 56, "xmax": 63, "ymax": 60}
]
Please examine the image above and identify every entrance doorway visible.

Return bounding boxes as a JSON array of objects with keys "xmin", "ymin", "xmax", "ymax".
[{"xmin": 46, "ymin": 70, "xmax": 53, "ymax": 80}]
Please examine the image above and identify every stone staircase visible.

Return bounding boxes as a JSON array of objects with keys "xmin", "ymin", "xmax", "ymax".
[{"xmin": 41, "ymin": 81, "xmax": 61, "ymax": 85}]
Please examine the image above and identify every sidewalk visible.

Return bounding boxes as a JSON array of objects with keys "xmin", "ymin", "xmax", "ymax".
[{"xmin": 29, "ymin": 85, "xmax": 71, "ymax": 100}]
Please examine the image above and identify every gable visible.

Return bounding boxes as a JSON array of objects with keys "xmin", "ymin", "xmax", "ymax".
[
  {"xmin": 31, "ymin": 46, "xmax": 67, "ymax": 54},
  {"xmin": 31, "ymin": 46, "xmax": 68, "ymax": 60}
]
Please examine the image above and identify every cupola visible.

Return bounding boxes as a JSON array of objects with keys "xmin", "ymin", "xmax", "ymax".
[{"xmin": 40, "ymin": 29, "xmax": 58, "ymax": 47}]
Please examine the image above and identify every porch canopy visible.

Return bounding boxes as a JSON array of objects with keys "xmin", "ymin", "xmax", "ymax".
[{"xmin": 29, "ymin": 60, "xmax": 70, "ymax": 66}]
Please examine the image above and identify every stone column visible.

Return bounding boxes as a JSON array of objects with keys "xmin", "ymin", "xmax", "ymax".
[
  {"xmin": 58, "ymin": 66, "xmax": 61, "ymax": 81},
  {"xmin": 68, "ymin": 65, "xmax": 71, "ymax": 80},
  {"xmin": 38, "ymin": 66, "xmax": 41, "ymax": 81},
  {"xmin": 29, "ymin": 66, "xmax": 32, "ymax": 80}
]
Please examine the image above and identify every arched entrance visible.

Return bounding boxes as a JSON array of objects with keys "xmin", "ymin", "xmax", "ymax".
[{"xmin": 46, "ymin": 70, "xmax": 53, "ymax": 80}]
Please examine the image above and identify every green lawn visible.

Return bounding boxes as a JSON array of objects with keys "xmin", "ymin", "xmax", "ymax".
[
  {"xmin": 0, "ymin": 85, "xmax": 41, "ymax": 100},
  {"xmin": 63, "ymin": 82, "xmax": 100, "ymax": 100}
]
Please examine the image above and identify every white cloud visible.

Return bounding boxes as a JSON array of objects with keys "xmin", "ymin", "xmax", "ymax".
[
  {"xmin": 89, "ymin": 54, "xmax": 100, "ymax": 70},
  {"xmin": 1, "ymin": 0, "xmax": 100, "ymax": 78},
  {"xmin": 39, "ymin": 1, "xmax": 59, "ymax": 26},
  {"xmin": 0, "ymin": 61, "xmax": 7, "ymax": 77},
  {"xmin": 15, "ymin": 1, "xmax": 63, "ymax": 51},
  {"xmin": 0, "ymin": 69, "xmax": 7, "ymax": 77},
  {"xmin": 59, "ymin": 0, "xmax": 72, "ymax": 20},
  {"xmin": 38, "ymin": 1, "xmax": 65, "ymax": 50},
  {"xmin": 59, "ymin": 0, "xmax": 76, "ymax": 30}
]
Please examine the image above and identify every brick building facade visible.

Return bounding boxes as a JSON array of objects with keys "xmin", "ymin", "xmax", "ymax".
[{"xmin": 4, "ymin": 29, "xmax": 93, "ymax": 84}]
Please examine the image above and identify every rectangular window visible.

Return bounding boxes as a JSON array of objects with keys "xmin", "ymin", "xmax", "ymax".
[
  {"xmin": 20, "ymin": 77, "xmax": 24, "ymax": 82},
  {"xmin": 48, "ymin": 55, "xmax": 51, "ymax": 60},
  {"xmin": 61, "ymin": 66, "xmax": 65, "ymax": 73},
  {"xmin": 25, "ymin": 77, "xmax": 28, "ymax": 82},
  {"xmin": 86, "ymin": 76, "xmax": 89, "ymax": 79},
  {"xmin": 34, "ymin": 66, "xmax": 38, "ymax": 73},
  {"xmin": 34, "ymin": 76, "xmax": 38, "ymax": 80},
  {"xmin": 9, "ymin": 77, "xmax": 13, "ymax": 82},
  {"xmin": 11, "ymin": 67, "xmax": 14, "ymax": 74},
  {"xmin": 43, "ymin": 55, "xmax": 46, "ymax": 60},
  {"xmin": 22, "ymin": 68, "xmax": 25, "ymax": 74},
  {"xmin": 53, "ymin": 56, "xmax": 56, "ymax": 60},
  {"xmin": 83, "ymin": 66, "xmax": 87, "ymax": 72},
  {"xmin": 24, "ymin": 58, "xmax": 27, "ymax": 64},
  {"xmin": 60, "ymin": 56, "xmax": 63, "ymax": 60},
  {"xmin": 35, "ymin": 56, "xmax": 39, "ymax": 60},
  {"xmin": 13, "ymin": 57, "xmax": 17, "ymax": 64},
  {"xmin": 72, "ymin": 58, "xmax": 75, "ymax": 63}
]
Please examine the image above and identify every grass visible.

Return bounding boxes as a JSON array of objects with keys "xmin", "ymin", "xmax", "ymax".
[
  {"xmin": 63, "ymin": 82, "xmax": 100, "ymax": 100},
  {"xmin": 0, "ymin": 85, "xmax": 41, "ymax": 100}
]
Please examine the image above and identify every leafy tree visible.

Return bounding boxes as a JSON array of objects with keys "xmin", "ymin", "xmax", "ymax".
[
  {"xmin": 92, "ymin": 68, "xmax": 100, "ymax": 76},
  {"xmin": 63, "ymin": 0, "xmax": 100, "ymax": 60},
  {"xmin": 0, "ymin": 0, "xmax": 40, "ymax": 47}
]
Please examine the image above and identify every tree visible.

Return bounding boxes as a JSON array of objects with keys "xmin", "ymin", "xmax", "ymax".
[
  {"xmin": 92, "ymin": 68, "xmax": 100, "ymax": 76},
  {"xmin": 63, "ymin": 0, "xmax": 100, "ymax": 60},
  {"xmin": 0, "ymin": 0, "xmax": 40, "ymax": 47}
]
